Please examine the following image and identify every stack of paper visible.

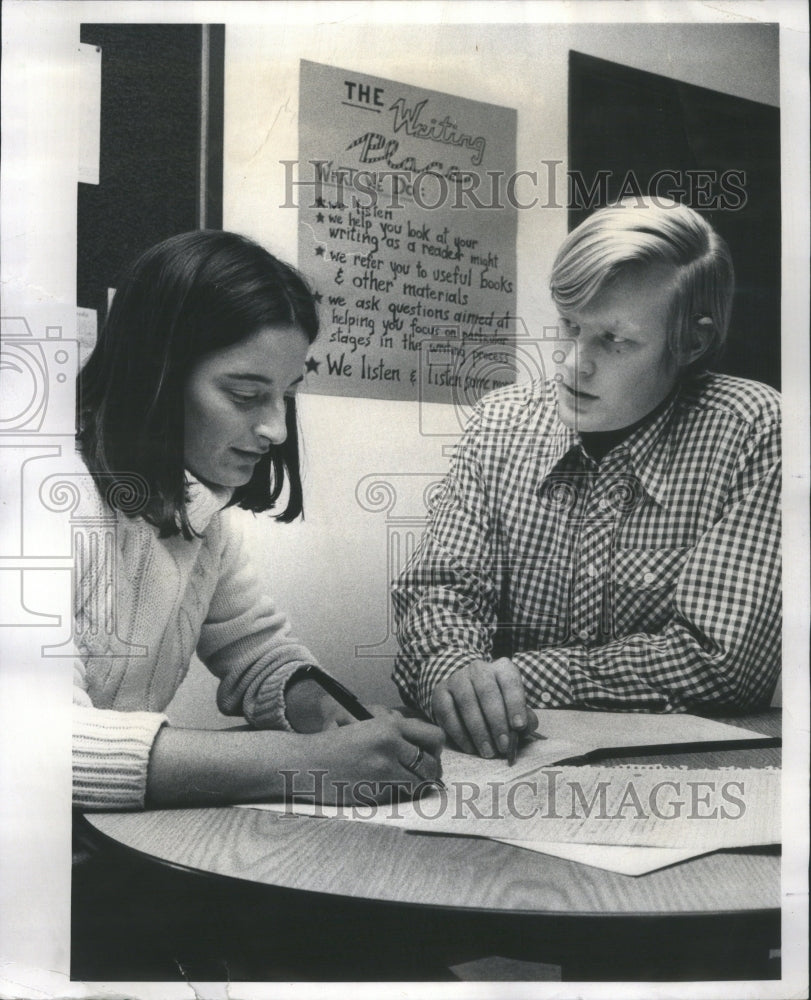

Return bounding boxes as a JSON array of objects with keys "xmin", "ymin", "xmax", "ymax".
[{"xmin": 239, "ymin": 711, "xmax": 780, "ymax": 875}]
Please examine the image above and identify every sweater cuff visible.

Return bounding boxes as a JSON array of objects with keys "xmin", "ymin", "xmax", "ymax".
[
  {"xmin": 247, "ymin": 660, "xmax": 315, "ymax": 732},
  {"xmin": 73, "ymin": 705, "xmax": 168, "ymax": 811}
]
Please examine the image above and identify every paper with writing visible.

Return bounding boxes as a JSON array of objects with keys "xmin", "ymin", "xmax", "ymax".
[
  {"xmin": 440, "ymin": 741, "xmax": 580, "ymax": 785},
  {"xmin": 242, "ymin": 764, "xmax": 779, "ymax": 851},
  {"xmin": 241, "ymin": 713, "xmax": 779, "ymax": 856},
  {"xmin": 297, "ymin": 59, "xmax": 519, "ymax": 404}
]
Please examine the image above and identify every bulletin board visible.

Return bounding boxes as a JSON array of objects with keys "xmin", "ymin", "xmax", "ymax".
[{"xmin": 297, "ymin": 60, "xmax": 518, "ymax": 404}]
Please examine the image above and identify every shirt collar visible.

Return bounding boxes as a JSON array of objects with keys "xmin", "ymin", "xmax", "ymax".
[
  {"xmin": 614, "ymin": 389, "xmax": 679, "ymax": 507},
  {"xmin": 549, "ymin": 387, "xmax": 681, "ymax": 508},
  {"xmin": 183, "ymin": 471, "xmax": 234, "ymax": 534},
  {"xmin": 530, "ymin": 383, "xmax": 580, "ymax": 472}
]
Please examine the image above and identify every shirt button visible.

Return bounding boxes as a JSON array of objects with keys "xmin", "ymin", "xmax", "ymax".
[
  {"xmin": 540, "ymin": 692, "xmax": 552, "ymax": 704},
  {"xmin": 642, "ymin": 571, "xmax": 656, "ymax": 585},
  {"xmin": 585, "ymin": 564, "xmax": 597, "ymax": 579},
  {"xmin": 577, "ymin": 628, "xmax": 592, "ymax": 641},
  {"xmin": 597, "ymin": 498, "xmax": 610, "ymax": 511}
]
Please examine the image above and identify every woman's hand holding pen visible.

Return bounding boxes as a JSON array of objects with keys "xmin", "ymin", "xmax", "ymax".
[
  {"xmin": 282, "ymin": 666, "xmax": 444, "ymax": 802},
  {"xmin": 431, "ymin": 657, "xmax": 539, "ymax": 759},
  {"xmin": 303, "ymin": 715, "xmax": 445, "ymax": 805}
]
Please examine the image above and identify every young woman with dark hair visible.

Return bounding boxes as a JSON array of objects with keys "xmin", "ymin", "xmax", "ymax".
[
  {"xmin": 77, "ymin": 229, "xmax": 316, "ymax": 535},
  {"xmin": 72, "ymin": 230, "xmax": 442, "ymax": 811}
]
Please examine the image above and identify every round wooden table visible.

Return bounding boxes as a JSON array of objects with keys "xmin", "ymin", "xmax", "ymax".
[{"xmin": 81, "ymin": 710, "xmax": 781, "ymax": 981}]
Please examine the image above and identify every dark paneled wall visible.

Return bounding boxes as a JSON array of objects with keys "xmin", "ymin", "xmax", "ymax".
[
  {"xmin": 569, "ymin": 51, "xmax": 780, "ymax": 389},
  {"xmin": 77, "ymin": 24, "xmax": 224, "ymax": 321}
]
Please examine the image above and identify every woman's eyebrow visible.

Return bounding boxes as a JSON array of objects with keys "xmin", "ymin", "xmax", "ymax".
[{"xmin": 221, "ymin": 372, "xmax": 273, "ymax": 384}]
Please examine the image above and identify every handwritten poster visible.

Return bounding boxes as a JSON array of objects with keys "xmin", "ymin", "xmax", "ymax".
[{"xmin": 297, "ymin": 60, "xmax": 517, "ymax": 403}]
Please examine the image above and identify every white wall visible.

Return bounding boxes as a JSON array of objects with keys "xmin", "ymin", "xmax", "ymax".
[
  {"xmin": 1, "ymin": 5, "xmax": 800, "ymax": 988},
  {"xmin": 167, "ymin": 20, "xmax": 779, "ymax": 724}
]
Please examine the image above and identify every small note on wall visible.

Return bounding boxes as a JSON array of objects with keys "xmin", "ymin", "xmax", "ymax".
[
  {"xmin": 78, "ymin": 43, "xmax": 101, "ymax": 185},
  {"xmin": 297, "ymin": 60, "xmax": 517, "ymax": 404}
]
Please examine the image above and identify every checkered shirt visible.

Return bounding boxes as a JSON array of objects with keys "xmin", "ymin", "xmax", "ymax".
[{"xmin": 392, "ymin": 373, "xmax": 781, "ymax": 715}]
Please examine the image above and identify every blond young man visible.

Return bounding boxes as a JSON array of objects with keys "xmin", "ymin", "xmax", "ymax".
[{"xmin": 393, "ymin": 200, "xmax": 781, "ymax": 758}]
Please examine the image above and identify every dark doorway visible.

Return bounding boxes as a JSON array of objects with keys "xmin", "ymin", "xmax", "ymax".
[
  {"xmin": 77, "ymin": 24, "xmax": 225, "ymax": 325},
  {"xmin": 568, "ymin": 50, "xmax": 780, "ymax": 389}
]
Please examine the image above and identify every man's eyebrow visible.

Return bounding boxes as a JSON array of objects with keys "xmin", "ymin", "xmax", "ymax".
[{"xmin": 591, "ymin": 314, "xmax": 621, "ymax": 331}]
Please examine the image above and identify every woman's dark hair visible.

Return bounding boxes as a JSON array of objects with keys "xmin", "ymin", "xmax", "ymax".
[{"xmin": 77, "ymin": 230, "xmax": 319, "ymax": 538}]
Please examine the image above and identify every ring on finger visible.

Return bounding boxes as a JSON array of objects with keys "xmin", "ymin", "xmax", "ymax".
[{"xmin": 405, "ymin": 747, "xmax": 425, "ymax": 773}]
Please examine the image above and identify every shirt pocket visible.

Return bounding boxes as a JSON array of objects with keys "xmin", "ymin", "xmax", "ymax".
[{"xmin": 609, "ymin": 546, "xmax": 691, "ymax": 635}]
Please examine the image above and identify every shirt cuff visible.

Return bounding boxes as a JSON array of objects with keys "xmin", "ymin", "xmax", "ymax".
[
  {"xmin": 410, "ymin": 649, "xmax": 482, "ymax": 718},
  {"xmin": 512, "ymin": 647, "xmax": 576, "ymax": 708},
  {"xmin": 73, "ymin": 705, "xmax": 168, "ymax": 811}
]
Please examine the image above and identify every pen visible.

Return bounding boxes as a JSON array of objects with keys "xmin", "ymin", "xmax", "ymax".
[
  {"xmin": 506, "ymin": 723, "xmax": 548, "ymax": 765},
  {"xmin": 295, "ymin": 664, "xmax": 374, "ymax": 720},
  {"xmin": 295, "ymin": 665, "xmax": 445, "ymax": 789},
  {"xmin": 506, "ymin": 730, "xmax": 519, "ymax": 766}
]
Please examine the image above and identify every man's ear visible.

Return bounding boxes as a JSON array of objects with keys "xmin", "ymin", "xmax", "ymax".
[{"xmin": 682, "ymin": 315, "xmax": 715, "ymax": 366}]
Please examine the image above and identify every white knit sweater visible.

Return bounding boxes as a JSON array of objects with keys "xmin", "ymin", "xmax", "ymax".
[{"xmin": 72, "ymin": 456, "xmax": 319, "ymax": 810}]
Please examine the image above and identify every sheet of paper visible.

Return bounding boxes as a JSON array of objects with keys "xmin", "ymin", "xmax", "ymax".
[
  {"xmin": 77, "ymin": 43, "xmax": 101, "ymax": 185},
  {"xmin": 76, "ymin": 307, "xmax": 97, "ymax": 367},
  {"xmin": 240, "ymin": 764, "xmax": 780, "ymax": 851},
  {"xmin": 296, "ymin": 60, "xmax": 518, "ymax": 406},
  {"xmin": 394, "ymin": 765, "xmax": 781, "ymax": 848},
  {"xmin": 441, "ymin": 742, "xmax": 581, "ymax": 784},
  {"xmin": 492, "ymin": 839, "xmax": 711, "ymax": 876},
  {"xmin": 237, "ymin": 802, "xmax": 712, "ymax": 875},
  {"xmin": 527, "ymin": 709, "xmax": 775, "ymax": 756}
]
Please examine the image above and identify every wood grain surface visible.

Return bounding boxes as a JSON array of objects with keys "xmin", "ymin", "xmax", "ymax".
[{"xmin": 86, "ymin": 710, "xmax": 781, "ymax": 917}]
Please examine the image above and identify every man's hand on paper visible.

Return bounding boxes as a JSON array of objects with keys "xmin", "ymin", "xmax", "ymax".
[{"xmin": 431, "ymin": 657, "xmax": 539, "ymax": 757}]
